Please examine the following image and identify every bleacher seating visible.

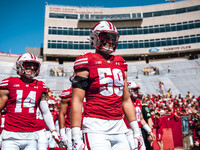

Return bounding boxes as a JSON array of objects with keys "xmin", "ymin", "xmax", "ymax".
[{"xmin": 0, "ymin": 55, "xmax": 199, "ymax": 97}]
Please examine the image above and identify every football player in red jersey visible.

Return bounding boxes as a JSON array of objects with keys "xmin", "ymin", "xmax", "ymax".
[
  {"xmin": 0, "ymin": 53, "xmax": 59, "ymax": 150},
  {"xmin": 125, "ymin": 81, "xmax": 155, "ymax": 150},
  {"xmin": 71, "ymin": 21, "xmax": 141, "ymax": 150}
]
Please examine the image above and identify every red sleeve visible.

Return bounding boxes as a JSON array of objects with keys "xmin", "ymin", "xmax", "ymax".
[
  {"xmin": 39, "ymin": 81, "xmax": 48, "ymax": 94},
  {"xmin": 0, "ymin": 77, "xmax": 11, "ymax": 90},
  {"xmin": 60, "ymin": 88, "xmax": 72, "ymax": 98},
  {"xmin": 74, "ymin": 53, "xmax": 90, "ymax": 72}
]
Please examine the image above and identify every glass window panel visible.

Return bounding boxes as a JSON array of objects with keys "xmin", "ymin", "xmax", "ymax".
[
  {"xmin": 189, "ymin": 23, "xmax": 195, "ymax": 29},
  {"xmin": 134, "ymin": 43, "xmax": 139, "ymax": 48},
  {"xmin": 177, "ymin": 25, "xmax": 182, "ymax": 31},
  {"xmin": 144, "ymin": 42, "xmax": 149, "ymax": 48},
  {"xmin": 48, "ymin": 29, "xmax": 52, "ymax": 34},
  {"xmin": 52, "ymin": 43, "xmax": 56, "ymax": 48},
  {"xmin": 128, "ymin": 43, "xmax": 133, "ymax": 48},
  {"xmin": 172, "ymin": 40, "xmax": 178, "ymax": 45},
  {"xmin": 160, "ymin": 27, "xmax": 165, "ymax": 32},
  {"xmin": 63, "ymin": 44, "xmax": 68, "ymax": 49},
  {"xmin": 171, "ymin": 26, "xmax": 176, "ymax": 31},
  {"xmin": 161, "ymin": 41, "xmax": 166, "ymax": 46},
  {"xmin": 149, "ymin": 28, "xmax": 154, "ymax": 33},
  {"xmin": 143, "ymin": 29, "xmax": 148, "ymax": 34},
  {"xmin": 165, "ymin": 26, "xmax": 170, "ymax": 32},
  {"xmin": 139, "ymin": 43, "xmax": 144, "ymax": 48},
  {"xmin": 183, "ymin": 24, "xmax": 188, "ymax": 30},
  {"xmin": 80, "ymin": 44, "xmax": 84, "ymax": 49},
  {"xmin": 197, "ymin": 37, "xmax": 200, "ymax": 42},
  {"xmin": 155, "ymin": 41, "xmax": 161, "ymax": 46},
  {"xmin": 121, "ymin": 30, "xmax": 126, "ymax": 35},
  {"xmin": 166, "ymin": 40, "xmax": 172, "ymax": 46},
  {"xmin": 52, "ymin": 29, "xmax": 57, "ymax": 34},
  {"xmin": 154, "ymin": 28, "xmax": 159, "ymax": 33},
  {"xmin": 80, "ymin": 31, "xmax": 84, "ymax": 36},
  {"xmin": 133, "ymin": 29, "xmax": 137, "ymax": 35},
  {"xmin": 195, "ymin": 22, "xmax": 200, "ymax": 28},
  {"xmin": 149, "ymin": 42, "xmax": 155, "ymax": 47},
  {"xmin": 143, "ymin": 12, "xmax": 152, "ymax": 18},
  {"xmin": 74, "ymin": 30, "xmax": 78, "ymax": 35},
  {"xmin": 184, "ymin": 38, "xmax": 190, "ymax": 44},
  {"xmin": 74, "ymin": 44, "xmax": 78, "ymax": 49},
  {"xmin": 57, "ymin": 44, "xmax": 62, "ymax": 49},
  {"xmin": 123, "ymin": 43, "xmax": 127, "ymax": 49},
  {"xmin": 68, "ymin": 43, "xmax": 73, "ymax": 49},
  {"xmin": 118, "ymin": 30, "xmax": 122, "ymax": 35},
  {"xmin": 127, "ymin": 30, "xmax": 132, "ymax": 35},
  {"xmin": 175, "ymin": 8, "xmax": 186, "ymax": 14},
  {"xmin": 118, "ymin": 44, "xmax": 122, "ymax": 49},
  {"xmin": 48, "ymin": 43, "xmax": 51, "ymax": 48},
  {"xmin": 178, "ymin": 39, "xmax": 184, "ymax": 45},
  {"xmin": 85, "ymin": 31, "xmax": 90, "ymax": 35},
  {"xmin": 69, "ymin": 30, "xmax": 73, "ymax": 35},
  {"xmin": 58, "ymin": 30, "xmax": 62, "ymax": 35},
  {"xmin": 85, "ymin": 44, "xmax": 89, "ymax": 49},
  {"xmin": 63, "ymin": 30, "xmax": 68, "ymax": 35},
  {"xmin": 138, "ymin": 29, "xmax": 143, "ymax": 34}
]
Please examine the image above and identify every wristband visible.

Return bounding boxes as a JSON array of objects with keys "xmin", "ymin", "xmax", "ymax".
[
  {"xmin": 129, "ymin": 120, "xmax": 140, "ymax": 134},
  {"xmin": 60, "ymin": 128, "xmax": 65, "ymax": 136},
  {"xmin": 142, "ymin": 124, "xmax": 152, "ymax": 133},
  {"xmin": 72, "ymin": 127, "xmax": 81, "ymax": 139}
]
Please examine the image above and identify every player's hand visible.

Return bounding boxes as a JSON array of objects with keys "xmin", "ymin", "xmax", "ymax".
[
  {"xmin": 148, "ymin": 131, "xmax": 156, "ymax": 141},
  {"xmin": 133, "ymin": 134, "xmax": 143, "ymax": 150},
  {"xmin": 60, "ymin": 134, "xmax": 69, "ymax": 148},
  {"xmin": 72, "ymin": 138, "xmax": 85, "ymax": 150},
  {"xmin": 51, "ymin": 130, "xmax": 61, "ymax": 146}
]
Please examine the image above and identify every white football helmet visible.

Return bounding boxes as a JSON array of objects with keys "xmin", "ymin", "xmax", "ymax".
[
  {"xmin": 127, "ymin": 81, "xmax": 140, "ymax": 97},
  {"xmin": 90, "ymin": 21, "xmax": 119, "ymax": 54},
  {"xmin": 16, "ymin": 53, "xmax": 40, "ymax": 79}
]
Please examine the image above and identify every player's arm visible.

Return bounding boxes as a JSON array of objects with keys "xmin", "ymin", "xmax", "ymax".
[
  {"xmin": 59, "ymin": 97, "xmax": 70, "ymax": 135},
  {"xmin": 71, "ymin": 70, "xmax": 89, "ymax": 128},
  {"xmin": 0, "ymin": 89, "xmax": 9, "ymax": 112},
  {"xmin": 59, "ymin": 97, "xmax": 70, "ymax": 146},
  {"xmin": 39, "ymin": 93, "xmax": 56, "ymax": 132},
  {"xmin": 71, "ymin": 70, "xmax": 89, "ymax": 149},
  {"xmin": 59, "ymin": 97, "xmax": 69, "ymax": 129},
  {"xmin": 141, "ymin": 113, "xmax": 155, "ymax": 140},
  {"xmin": 122, "ymin": 71, "xmax": 137, "ymax": 122},
  {"xmin": 39, "ymin": 93, "xmax": 60, "ymax": 143}
]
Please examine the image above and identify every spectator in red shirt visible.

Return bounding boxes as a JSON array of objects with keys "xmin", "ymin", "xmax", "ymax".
[{"xmin": 153, "ymin": 113, "xmax": 163, "ymax": 150}]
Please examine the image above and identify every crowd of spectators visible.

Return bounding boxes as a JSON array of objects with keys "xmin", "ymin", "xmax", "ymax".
[
  {"xmin": 50, "ymin": 67, "xmax": 67, "ymax": 77},
  {"xmin": 142, "ymin": 92, "xmax": 200, "ymax": 149},
  {"xmin": 46, "ymin": 85, "xmax": 200, "ymax": 149},
  {"xmin": 143, "ymin": 66, "xmax": 160, "ymax": 76}
]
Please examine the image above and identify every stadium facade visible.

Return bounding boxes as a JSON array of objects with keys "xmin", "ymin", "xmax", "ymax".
[{"xmin": 43, "ymin": 0, "xmax": 200, "ymax": 62}]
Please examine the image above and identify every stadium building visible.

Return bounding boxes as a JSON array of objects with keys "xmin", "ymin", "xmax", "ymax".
[{"xmin": 43, "ymin": 0, "xmax": 200, "ymax": 63}]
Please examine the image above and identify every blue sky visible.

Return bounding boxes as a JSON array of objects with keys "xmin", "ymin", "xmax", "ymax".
[{"xmin": 0, "ymin": 0, "xmax": 183, "ymax": 54}]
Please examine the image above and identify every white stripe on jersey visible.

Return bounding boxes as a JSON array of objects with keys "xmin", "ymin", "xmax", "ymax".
[
  {"xmin": 1, "ymin": 80, "xmax": 8, "ymax": 83},
  {"xmin": 0, "ymin": 83, "xmax": 8, "ymax": 86},
  {"xmin": 74, "ymin": 61, "xmax": 88, "ymax": 66},
  {"xmin": 75, "ymin": 58, "xmax": 88, "ymax": 63}
]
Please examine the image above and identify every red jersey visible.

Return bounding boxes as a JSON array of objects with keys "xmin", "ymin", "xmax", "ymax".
[
  {"xmin": 60, "ymin": 88, "xmax": 72, "ymax": 128},
  {"xmin": 74, "ymin": 53, "xmax": 127, "ymax": 120},
  {"xmin": 153, "ymin": 117, "xmax": 163, "ymax": 134},
  {"xmin": 0, "ymin": 77, "xmax": 47, "ymax": 132},
  {"xmin": 133, "ymin": 99, "xmax": 142, "ymax": 127},
  {"xmin": 36, "ymin": 107, "xmax": 46, "ymax": 131}
]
